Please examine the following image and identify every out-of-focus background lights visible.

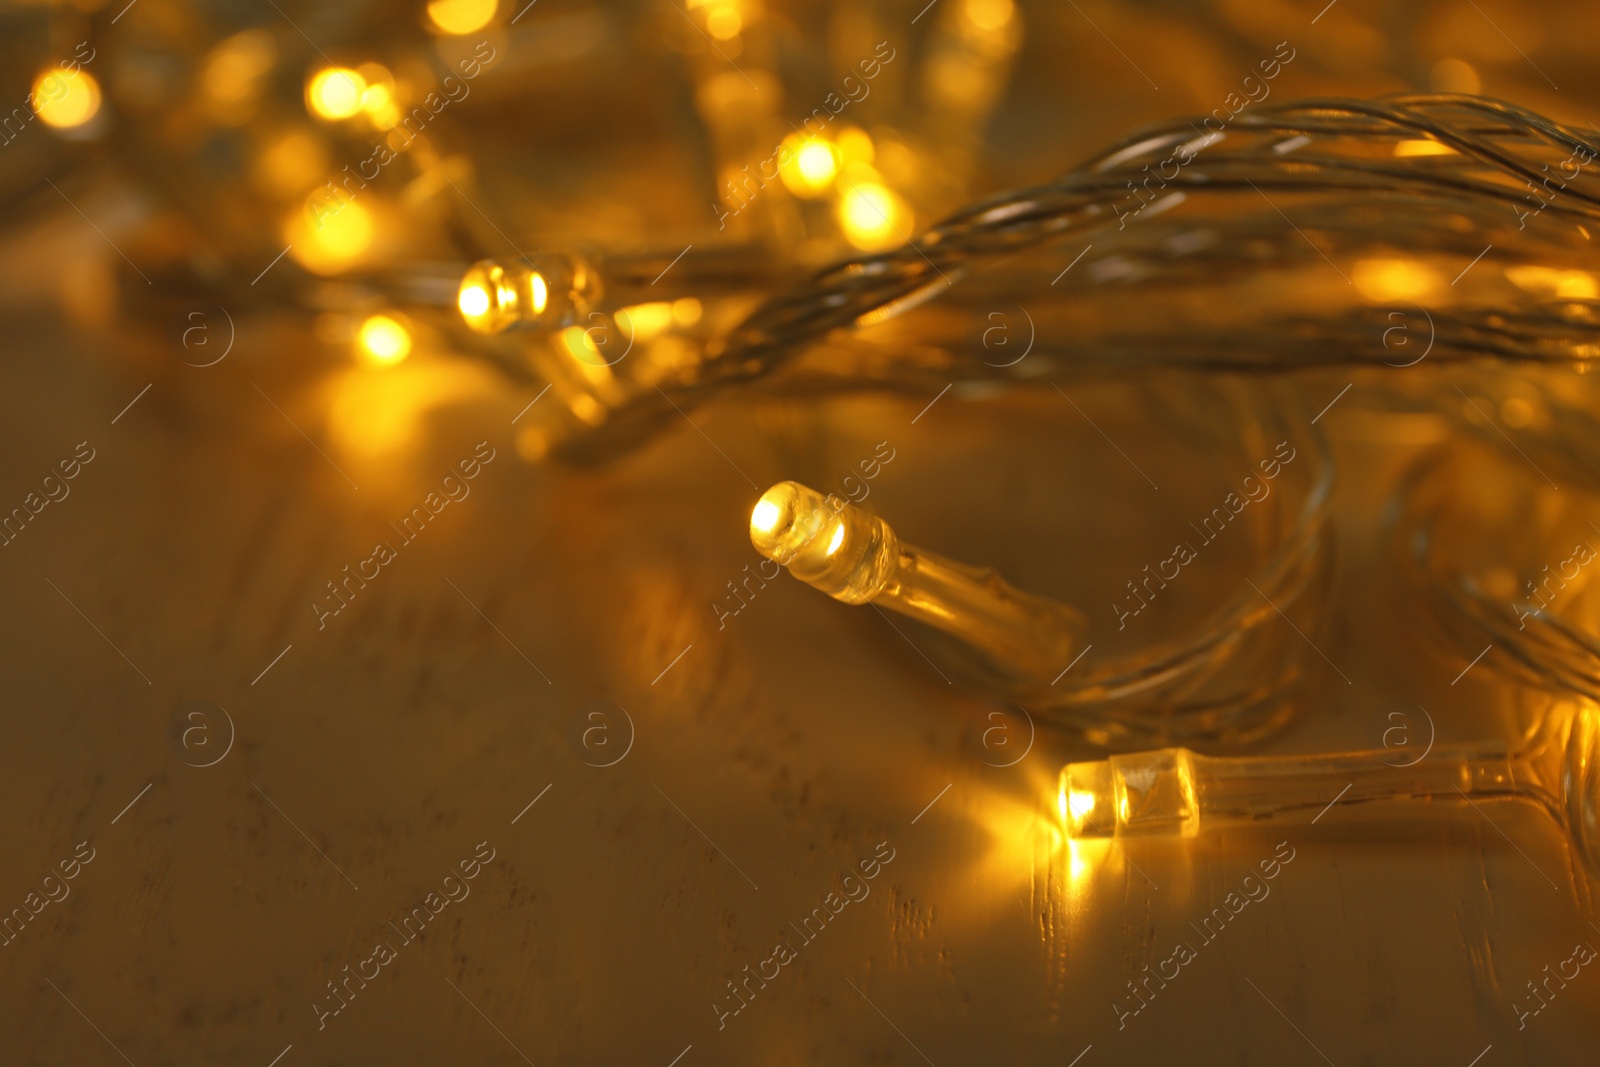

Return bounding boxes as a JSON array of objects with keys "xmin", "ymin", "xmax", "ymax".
[
  {"xmin": 305, "ymin": 66, "xmax": 367, "ymax": 121},
  {"xmin": 33, "ymin": 68, "xmax": 100, "ymax": 129},
  {"xmin": 426, "ymin": 0, "xmax": 498, "ymax": 35},
  {"xmin": 837, "ymin": 180, "xmax": 913, "ymax": 251},
  {"xmin": 357, "ymin": 314, "xmax": 413, "ymax": 365}
]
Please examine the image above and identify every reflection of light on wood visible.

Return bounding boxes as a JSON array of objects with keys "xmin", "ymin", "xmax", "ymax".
[
  {"xmin": 1506, "ymin": 265, "xmax": 1598, "ymax": 300},
  {"xmin": 324, "ymin": 359, "xmax": 501, "ymax": 465},
  {"xmin": 1353, "ymin": 258, "xmax": 1442, "ymax": 302}
]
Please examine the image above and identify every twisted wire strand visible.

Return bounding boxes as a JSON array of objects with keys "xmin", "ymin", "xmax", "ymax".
[
  {"xmin": 931, "ymin": 377, "xmax": 1337, "ymax": 750},
  {"xmin": 549, "ymin": 94, "xmax": 1600, "ymax": 462}
]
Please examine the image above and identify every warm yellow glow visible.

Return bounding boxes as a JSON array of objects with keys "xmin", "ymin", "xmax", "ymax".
[
  {"xmin": 779, "ymin": 135, "xmax": 840, "ymax": 198},
  {"xmin": 1394, "ymin": 138, "xmax": 1456, "ymax": 158},
  {"xmin": 1352, "ymin": 258, "xmax": 1443, "ymax": 302},
  {"xmin": 751, "ymin": 498, "xmax": 782, "ymax": 535},
  {"xmin": 326, "ymin": 359, "xmax": 501, "ymax": 464},
  {"xmin": 360, "ymin": 82, "xmax": 393, "ymax": 114},
  {"xmin": 1431, "ymin": 57, "xmax": 1481, "ymax": 95},
  {"xmin": 358, "ymin": 314, "xmax": 412, "ymax": 365},
  {"xmin": 836, "ymin": 126, "xmax": 875, "ymax": 166},
  {"xmin": 427, "ymin": 0, "xmax": 498, "ymax": 34},
  {"xmin": 458, "ymin": 261, "xmax": 550, "ymax": 334},
  {"xmin": 705, "ymin": 6, "xmax": 743, "ymax": 39},
  {"xmin": 838, "ymin": 182, "xmax": 912, "ymax": 250},
  {"xmin": 201, "ymin": 30, "xmax": 277, "ymax": 121},
  {"xmin": 458, "ymin": 283, "xmax": 491, "ymax": 319},
  {"xmin": 255, "ymin": 129, "xmax": 328, "ymax": 195},
  {"xmin": 672, "ymin": 297, "xmax": 702, "ymax": 328},
  {"xmin": 1068, "ymin": 790, "xmax": 1097, "ymax": 821},
  {"xmin": 289, "ymin": 196, "xmax": 374, "ymax": 274},
  {"xmin": 306, "ymin": 67, "xmax": 367, "ymax": 120},
  {"xmin": 797, "ymin": 142, "xmax": 838, "ymax": 185},
  {"xmin": 34, "ymin": 69, "xmax": 100, "ymax": 129},
  {"xmin": 963, "ymin": 0, "xmax": 1015, "ymax": 32},
  {"xmin": 560, "ymin": 325, "xmax": 611, "ymax": 369},
  {"xmin": 617, "ymin": 301, "xmax": 674, "ymax": 342},
  {"xmin": 824, "ymin": 522, "xmax": 846, "ymax": 557},
  {"xmin": 1506, "ymin": 265, "xmax": 1599, "ymax": 300}
]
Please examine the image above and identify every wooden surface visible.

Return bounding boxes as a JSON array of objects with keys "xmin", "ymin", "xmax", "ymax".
[{"xmin": 0, "ymin": 315, "xmax": 1596, "ymax": 1066}]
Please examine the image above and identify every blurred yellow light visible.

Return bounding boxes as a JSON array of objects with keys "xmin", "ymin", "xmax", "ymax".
[
  {"xmin": 779, "ymin": 134, "xmax": 840, "ymax": 198},
  {"xmin": 358, "ymin": 315, "xmax": 412, "ymax": 365},
  {"xmin": 672, "ymin": 297, "xmax": 702, "ymax": 328},
  {"xmin": 530, "ymin": 271, "xmax": 549, "ymax": 314},
  {"xmin": 560, "ymin": 325, "xmax": 604, "ymax": 365},
  {"xmin": 1352, "ymin": 258, "xmax": 1442, "ymax": 302},
  {"xmin": 34, "ymin": 69, "xmax": 100, "ymax": 129},
  {"xmin": 838, "ymin": 182, "xmax": 912, "ymax": 251},
  {"xmin": 306, "ymin": 67, "xmax": 367, "ymax": 120},
  {"xmin": 617, "ymin": 301, "xmax": 674, "ymax": 342},
  {"xmin": 1431, "ymin": 58, "xmax": 1481, "ymax": 95},
  {"xmin": 706, "ymin": 6, "xmax": 743, "ymax": 38},
  {"xmin": 255, "ymin": 128, "xmax": 329, "ymax": 195},
  {"xmin": 1506, "ymin": 265, "xmax": 1598, "ymax": 300},
  {"xmin": 289, "ymin": 196, "xmax": 375, "ymax": 274},
  {"xmin": 201, "ymin": 30, "xmax": 277, "ymax": 119},
  {"xmin": 798, "ymin": 142, "xmax": 838, "ymax": 184},
  {"xmin": 836, "ymin": 126, "xmax": 875, "ymax": 166},
  {"xmin": 427, "ymin": 0, "xmax": 497, "ymax": 35},
  {"xmin": 326, "ymin": 359, "xmax": 501, "ymax": 463},
  {"xmin": 1394, "ymin": 138, "xmax": 1456, "ymax": 158},
  {"xmin": 360, "ymin": 82, "xmax": 393, "ymax": 113},
  {"xmin": 963, "ymin": 0, "xmax": 1015, "ymax": 32}
]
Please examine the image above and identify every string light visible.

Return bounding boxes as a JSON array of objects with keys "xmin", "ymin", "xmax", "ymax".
[
  {"xmin": 456, "ymin": 259, "xmax": 568, "ymax": 334},
  {"xmin": 1056, "ymin": 700, "xmax": 1600, "ymax": 879},
  {"xmin": 750, "ymin": 480, "xmax": 1086, "ymax": 687}
]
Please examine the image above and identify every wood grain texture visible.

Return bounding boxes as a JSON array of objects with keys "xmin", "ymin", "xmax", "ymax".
[{"xmin": 0, "ymin": 327, "xmax": 1594, "ymax": 1066}]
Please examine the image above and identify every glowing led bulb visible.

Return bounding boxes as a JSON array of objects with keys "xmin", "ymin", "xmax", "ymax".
[
  {"xmin": 358, "ymin": 314, "xmax": 412, "ymax": 365},
  {"xmin": 34, "ymin": 68, "xmax": 101, "ymax": 129},
  {"xmin": 750, "ymin": 481, "xmax": 1087, "ymax": 686},
  {"xmin": 457, "ymin": 260, "xmax": 554, "ymax": 334},
  {"xmin": 306, "ymin": 67, "xmax": 368, "ymax": 120},
  {"xmin": 1056, "ymin": 707, "xmax": 1600, "ymax": 883}
]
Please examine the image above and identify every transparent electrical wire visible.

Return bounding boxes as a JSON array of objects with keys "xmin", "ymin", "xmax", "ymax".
[
  {"xmin": 1397, "ymin": 403, "xmax": 1600, "ymax": 705},
  {"xmin": 1054, "ymin": 423, "xmax": 1600, "ymax": 882},
  {"xmin": 744, "ymin": 375, "xmax": 1334, "ymax": 749},
  {"xmin": 522, "ymin": 94, "xmax": 1600, "ymax": 463},
  {"xmin": 1023, "ymin": 379, "xmax": 1334, "ymax": 748}
]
